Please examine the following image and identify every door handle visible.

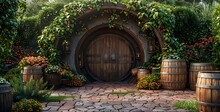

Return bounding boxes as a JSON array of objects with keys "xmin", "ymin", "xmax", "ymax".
[
  {"xmin": 111, "ymin": 54, "xmax": 116, "ymax": 62},
  {"xmin": 104, "ymin": 53, "xmax": 108, "ymax": 63}
]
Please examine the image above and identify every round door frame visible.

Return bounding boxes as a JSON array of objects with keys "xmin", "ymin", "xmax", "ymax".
[{"xmin": 75, "ymin": 24, "xmax": 145, "ymax": 82}]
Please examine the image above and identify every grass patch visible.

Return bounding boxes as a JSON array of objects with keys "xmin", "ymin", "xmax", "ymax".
[
  {"xmin": 39, "ymin": 96, "xmax": 74, "ymax": 102},
  {"xmin": 173, "ymin": 100, "xmax": 199, "ymax": 112},
  {"xmin": 110, "ymin": 90, "xmax": 135, "ymax": 95}
]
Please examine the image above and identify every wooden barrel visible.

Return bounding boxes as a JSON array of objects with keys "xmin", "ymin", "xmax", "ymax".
[
  {"xmin": 196, "ymin": 71, "xmax": 220, "ymax": 112},
  {"xmin": 137, "ymin": 69, "xmax": 150, "ymax": 79},
  {"xmin": 160, "ymin": 59, "xmax": 187, "ymax": 90},
  {"xmin": 0, "ymin": 84, "xmax": 12, "ymax": 112},
  {"xmin": 45, "ymin": 74, "xmax": 61, "ymax": 87},
  {"xmin": 23, "ymin": 66, "xmax": 42, "ymax": 82},
  {"xmin": 189, "ymin": 63, "xmax": 215, "ymax": 90}
]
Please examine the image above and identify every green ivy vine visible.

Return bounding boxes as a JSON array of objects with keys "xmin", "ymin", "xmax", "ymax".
[
  {"xmin": 212, "ymin": 4, "xmax": 220, "ymax": 69},
  {"xmin": 0, "ymin": 0, "xmax": 24, "ymax": 75},
  {"xmin": 38, "ymin": 0, "xmax": 182, "ymax": 64}
]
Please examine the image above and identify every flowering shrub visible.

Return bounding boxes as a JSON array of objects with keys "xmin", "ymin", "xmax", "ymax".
[
  {"xmin": 12, "ymin": 99, "xmax": 42, "ymax": 112},
  {"xmin": 185, "ymin": 37, "xmax": 214, "ymax": 63},
  {"xmin": 0, "ymin": 77, "xmax": 10, "ymax": 84},
  {"xmin": 72, "ymin": 75, "xmax": 84, "ymax": 87},
  {"xmin": 137, "ymin": 74, "xmax": 161, "ymax": 89},
  {"xmin": 60, "ymin": 69, "xmax": 74, "ymax": 80},
  {"xmin": 5, "ymin": 42, "xmax": 35, "ymax": 66},
  {"xmin": 18, "ymin": 56, "xmax": 49, "ymax": 69},
  {"xmin": 76, "ymin": 75, "xmax": 87, "ymax": 83},
  {"xmin": 45, "ymin": 65, "xmax": 62, "ymax": 75}
]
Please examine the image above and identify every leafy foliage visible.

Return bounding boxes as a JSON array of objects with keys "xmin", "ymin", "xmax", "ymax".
[
  {"xmin": 11, "ymin": 77, "xmax": 52, "ymax": 101},
  {"xmin": 144, "ymin": 53, "xmax": 162, "ymax": 69},
  {"xmin": 3, "ymin": 67, "xmax": 21, "ymax": 81},
  {"xmin": 17, "ymin": 2, "xmax": 65, "ymax": 51},
  {"xmin": 137, "ymin": 73, "xmax": 161, "ymax": 89},
  {"xmin": 38, "ymin": 0, "xmax": 181, "ymax": 63},
  {"xmin": 18, "ymin": 56, "xmax": 49, "ymax": 69},
  {"xmin": 12, "ymin": 99, "xmax": 43, "ymax": 112},
  {"xmin": 0, "ymin": 0, "xmax": 21, "ymax": 75},
  {"xmin": 173, "ymin": 7, "xmax": 199, "ymax": 44},
  {"xmin": 212, "ymin": 4, "xmax": 220, "ymax": 69},
  {"xmin": 185, "ymin": 37, "xmax": 214, "ymax": 63},
  {"xmin": 0, "ymin": 77, "xmax": 10, "ymax": 84}
]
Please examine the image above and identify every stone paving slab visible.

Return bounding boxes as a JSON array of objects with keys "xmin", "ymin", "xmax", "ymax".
[{"xmin": 42, "ymin": 83, "xmax": 196, "ymax": 112}]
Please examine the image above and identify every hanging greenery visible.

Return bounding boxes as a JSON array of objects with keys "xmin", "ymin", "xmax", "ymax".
[
  {"xmin": 212, "ymin": 4, "xmax": 220, "ymax": 69},
  {"xmin": 38, "ymin": 0, "xmax": 182, "ymax": 64},
  {"xmin": 0, "ymin": 0, "xmax": 23, "ymax": 75}
]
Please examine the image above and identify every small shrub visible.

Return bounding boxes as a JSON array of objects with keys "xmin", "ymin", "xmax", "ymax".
[
  {"xmin": 11, "ymin": 77, "xmax": 52, "ymax": 101},
  {"xmin": 173, "ymin": 100, "xmax": 199, "ymax": 112},
  {"xmin": 12, "ymin": 99, "xmax": 42, "ymax": 112},
  {"xmin": 185, "ymin": 37, "xmax": 214, "ymax": 63},
  {"xmin": 0, "ymin": 77, "xmax": 10, "ymax": 84},
  {"xmin": 3, "ymin": 68, "xmax": 21, "ymax": 82},
  {"xmin": 72, "ymin": 75, "xmax": 84, "ymax": 87},
  {"xmin": 137, "ymin": 74, "xmax": 161, "ymax": 89},
  {"xmin": 76, "ymin": 75, "xmax": 87, "ymax": 83},
  {"xmin": 18, "ymin": 56, "xmax": 49, "ymax": 69},
  {"xmin": 45, "ymin": 65, "xmax": 62, "ymax": 75}
]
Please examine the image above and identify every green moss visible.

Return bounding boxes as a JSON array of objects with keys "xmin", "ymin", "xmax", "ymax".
[
  {"xmin": 39, "ymin": 96, "xmax": 74, "ymax": 102},
  {"xmin": 110, "ymin": 90, "xmax": 135, "ymax": 95},
  {"xmin": 173, "ymin": 100, "xmax": 199, "ymax": 112}
]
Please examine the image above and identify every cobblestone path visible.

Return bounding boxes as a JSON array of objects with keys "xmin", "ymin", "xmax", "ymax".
[{"xmin": 42, "ymin": 83, "xmax": 196, "ymax": 112}]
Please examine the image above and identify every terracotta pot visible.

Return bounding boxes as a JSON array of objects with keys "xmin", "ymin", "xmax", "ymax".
[{"xmin": 131, "ymin": 68, "xmax": 138, "ymax": 76}]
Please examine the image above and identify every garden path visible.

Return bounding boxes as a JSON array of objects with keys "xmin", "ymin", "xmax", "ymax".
[{"xmin": 42, "ymin": 83, "xmax": 195, "ymax": 112}]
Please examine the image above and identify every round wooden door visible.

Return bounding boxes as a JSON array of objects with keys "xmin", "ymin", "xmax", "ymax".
[{"xmin": 85, "ymin": 33, "xmax": 134, "ymax": 82}]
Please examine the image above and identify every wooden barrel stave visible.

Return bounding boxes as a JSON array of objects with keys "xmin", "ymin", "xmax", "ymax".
[
  {"xmin": 189, "ymin": 63, "xmax": 215, "ymax": 90},
  {"xmin": 0, "ymin": 84, "xmax": 12, "ymax": 112},
  {"xmin": 196, "ymin": 71, "xmax": 220, "ymax": 112},
  {"xmin": 160, "ymin": 59, "xmax": 187, "ymax": 90},
  {"xmin": 23, "ymin": 66, "xmax": 43, "ymax": 82},
  {"xmin": 45, "ymin": 74, "xmax": 61, "ymax": 87}
]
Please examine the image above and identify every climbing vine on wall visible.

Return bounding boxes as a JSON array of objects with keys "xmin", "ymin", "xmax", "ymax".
[
  {"xmin": 0, "ymin": 0, "xmax": 23, "ymax": 75},
  {"xmin": 38, "ymin": 0, "xmax": 182, "ymax": 64}
]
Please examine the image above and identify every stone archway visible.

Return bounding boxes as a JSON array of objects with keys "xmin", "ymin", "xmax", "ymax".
[
  {"xmin": 75, "ymin": 25, "xmax": 143, "ymax": 82},
  {"xmin": 58, "ymin": 3, "xmax": 165, "ymax": 82}
]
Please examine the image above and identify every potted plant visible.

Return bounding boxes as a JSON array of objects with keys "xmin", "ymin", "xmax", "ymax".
[
  {"xmin": 0, "ymin": 77, "xmax": 12, "ymax": 112},
  {"xmin": 144, "ymin": 53, "xmax": 162, "ymax": 75},
  {"xmin": 18, "ymin": 56, "xmax": 49, "ymax": 82},
  {"xmin": 186, "ymin": 37, "xmax": 215, "ymax": 90},
  {"xmin": 45, "ymin": 65, "xmax": 62, "ymax": 87},
  {"xmin": 136, "ymin": 66, "xmax": 150, "ymax": 79}
]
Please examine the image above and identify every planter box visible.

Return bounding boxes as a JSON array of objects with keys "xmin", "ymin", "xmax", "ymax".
[{"xmin": 23, "ymin": 66, "xmax": 42, "ymax": 82}]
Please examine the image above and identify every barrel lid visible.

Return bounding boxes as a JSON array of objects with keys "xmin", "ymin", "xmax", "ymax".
[
  {"xmin": 198, "ymin": 71, "xmax": 220, "ymax": 78},
  {"xmin": 199, "ymin": 71, "xmax": 220, "ymax": 73},
  {"xmin": 24, "ymin": 66, "xmax": 42, "ymax": 69},
  {"xmin": 162, "ymin": 59, "xmax": 185, "ymax": 62},
  {"xmin": 190, "ymin": 63, "xmax": 213, "ymax": 66}
]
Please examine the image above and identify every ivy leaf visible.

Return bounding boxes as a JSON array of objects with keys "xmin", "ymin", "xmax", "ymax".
[{"xmin": 153, "ymin": 12, "xmax": 158, "ymax": 20}]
